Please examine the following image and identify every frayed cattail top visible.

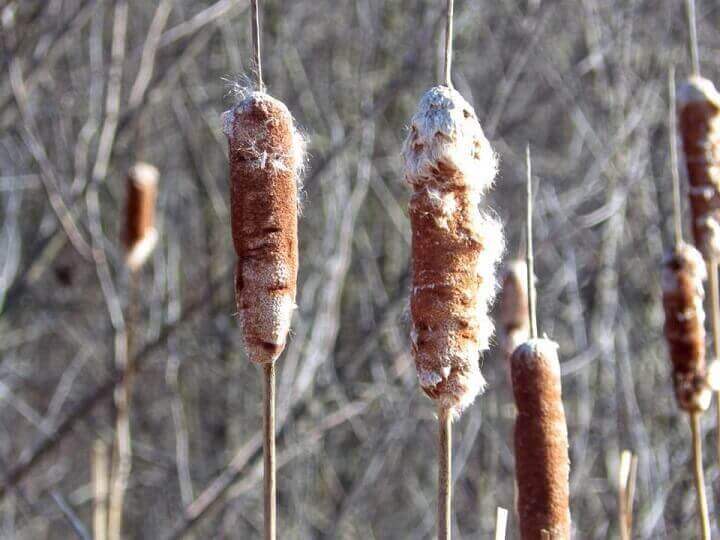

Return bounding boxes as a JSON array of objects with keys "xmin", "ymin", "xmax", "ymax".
[
  {"xmin": 124, "ymin": 162, "xmax": 159, "ymax": 272},
  {"xmin": 403, "ymin": 86, "xmax": 504, "ymax": 415},
  {"xmin": 511, "ymin": 338, "xmax": 570, "ymax": 540},
  {"xmin": 678, "ymin": 76, "xmax": 720, "ymax": 260},
  {"xmin": 223, "ymin": 91, "xmax": 304, "ymax": 364},
  {"xmin": 498, "ymin": 259, "xmax": 530, "ymax": 359},
  {"xmin": 662, "ymin": 242, "xmax": 711, "ymax": 412}
]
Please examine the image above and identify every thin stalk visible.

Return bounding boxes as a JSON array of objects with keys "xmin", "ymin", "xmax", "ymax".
[
  {"xmin": 444, "ymin": 0, "xmax": 454, "ymax": 87},
  {"xmin": 626, "ymin": 454, "xmax": 638, "ymax": 539},
  {"xmin": 251, "ymin": 0, "xmax": 264, "ymax": 92},
  {"xmin": 92, "ymin": 441, "xmax": 109, "ymax": 540},
  {"xmin": 685, "ymin": 0, "xmax": 700, "ymax": 77},
  {"xmin": 690, "ymin": 411, "xmax": 711, "ymax": 540},
  {"xmin": 494, "ymin": 507, "xmax": 508, "ymax": 540},
  {"xmin": 526, "ymin": 145, "xmax": 537, "ymax": 339},
  {"xmin": 708, "ymin": 259, "xmax": 720, "ymax": 469},
  {"xmin": 263, "ymin": 363, "xmax": 276, "ymax": 540},
  {"xmin": 669, "ymin": 66, "xmax": 683, "ymax": 247},
  {"xmin": 438, "ymin": 406, "xmax": 452, "ymax": 540},
  {"xmin": 107, "ymin": 270, "xmax": 139, "ymax": 540}
]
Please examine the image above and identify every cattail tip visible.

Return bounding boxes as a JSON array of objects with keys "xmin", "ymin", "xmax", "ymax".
[
  {"xmin": 678, "ymin": 76, "xmax": 720, "ymax": 108},
  {"xmin": 126, "ymin": 227, "xmax": 158, "ymax": 272}
]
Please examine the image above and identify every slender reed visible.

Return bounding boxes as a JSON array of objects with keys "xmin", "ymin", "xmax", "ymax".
[
  {"xmin": 402, "ymin": 4, "xmax": 502, "ymax": 536},
  {"xmin": 494, "ymin": 507, "xmax": 508, "ymax": 540},
  {"xmin": 108, "ymin": 162, "xmax": 159, "ymax": 540},
  {"xmin": 618, "ymin": 450, "xmax": 637, "ymax": 540},
  {"xmin": 438, "ymin": 407, "xmax": 452, "ymax": 540},
  {"xmin": 92, "ymin": 441, "xmax": 109, "ymax": 540},
  {"xmin": 511, "ymin": 151, "xmax": 571, "ymax": 540},
  {"xmin": 691, "ymin": 411, "xmax": 711, "ymax": 540},
  {"xmin": 223, "ymin": 5, "xmax": 303, "ymax": 536}
]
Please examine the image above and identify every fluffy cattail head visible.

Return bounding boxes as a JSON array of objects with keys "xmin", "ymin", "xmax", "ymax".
[
  {"xmin": 403, "ymin": 86, "xmax": 504, "ymax": 415},
  {"xmin": 511, "ymin": 338, "xmax": 571, "ymax": 540},
  {"xmin": 662, "ymin": 242, "xmax": 711, "ymax": 412},
  {"xmin": 498, "ymin": 259, "xmax": 530, "ymax": 358},
  {"xmin": 223, "ymin": 91, "xmax": 304, "ymax": 364},
  {"xmin": 124, "ymin": 162, "xmax": 159, "ymax": 271},
  {"xmin": 678, "ymin": 76, "xmax": 720, "ymax": 260}
]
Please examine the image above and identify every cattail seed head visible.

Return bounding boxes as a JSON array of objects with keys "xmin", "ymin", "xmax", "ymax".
[
  {"xmin": 511, "ymin": 338, "xmax": 571, "ymax": 540},
  {"xmin": 661, "ymin": 242, "xmax": 711, "ymax": 412},
  {"xmin": 498, "ymin": 259, "xmax": 530, "ymax": 358},
  {"xmin": 678, "ymin": 76, "xmax": 720, "ymax": 260},
  {"xmin": 223, "ymin": 91, "xmax": 304, "ymax": 364},
  {"xmin": 124, "ymin": 162, "xmax": 159, "ymax": 272},
  {"xmin": 403, "ymin": 86, "xmax": 504, "ymax": 415}
]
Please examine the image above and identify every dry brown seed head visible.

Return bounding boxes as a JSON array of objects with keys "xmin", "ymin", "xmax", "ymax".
[
  {"xmin": 124, "ymin": 162, "xmax": 159, "ymax": 271},
  {"xmin": 661, "ymin": 242, "xmax": 711, "ymax": 412},
  {"xmin": 511, "ymin": 338, "xmax": 571, "ymax": 540},
  {"xmin": 403, "ymin": 86, "xmax": 504, "ymax": 416},
  {"xmin": 224, "ymin": 91, "xmax": 303, "ymax": 364},
  {"xmin": 678, "ymin": 76, "xmax": 720, "ymax": 259}
]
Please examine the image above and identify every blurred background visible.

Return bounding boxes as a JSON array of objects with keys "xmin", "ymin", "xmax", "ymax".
[{"xmin": 1, "ymin": 0, "xmax": 719, "ymax": 538}]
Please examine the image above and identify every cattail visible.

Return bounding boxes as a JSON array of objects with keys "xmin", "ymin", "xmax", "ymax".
[
  {"xmin": 662, "ymin": 241, "xmax": 711, "ymax": 412},
  {"xmin": 498, "ymin": 259, "xmax": 530, "ymax": 358},
  {"xmin": 123, "ymin": 162, "xmax": 159, "ymax": 271},
  {"xmin": 678, "ymin": 77, "xmax": 720, "ymax": 260},
  {"xmin": 403, "ymin": 85, "xmax": 503, "ymax": 415},
  {"xmin": 511, "ymin": 338, "xmax": 571, "ymax": 540},
  {"xmin": 223, "ymin": 91, "xmax": 304, "ymax": 365}
]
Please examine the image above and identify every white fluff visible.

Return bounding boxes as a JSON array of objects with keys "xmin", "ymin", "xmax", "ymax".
[
  {"xmin": 678, "ymin": 76, "xmax": 720, "ymax": 108},
  {"xmin": 126, "ymin": 228, "xmax": 158, "ymax": 272},
  {"xmin": 403, "ymin": 86, "xmax": 497, "ymax": 192}
]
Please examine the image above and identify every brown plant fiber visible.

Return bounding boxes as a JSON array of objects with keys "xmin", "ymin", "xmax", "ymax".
[
  {"xmin": 511, "ymin": 338, "xmax": 570, "ymax": 540},
  {"xmin": 662, "ymin": 242, "xmax": 711, "ymax": 412},
  {"xmin": 498, "ymin": 259, "xmax": 530, "ymax": 358},
  {"xmin": 403, "ymin": 86, "xmax": 503, "ymax": 415},
  {"xmin": 678, "ymin": 76, "xmax": 720, "ymax": 260},
  {"xmin": 225, "ymin": 91, "xmax": 302, "ymax": 364}
]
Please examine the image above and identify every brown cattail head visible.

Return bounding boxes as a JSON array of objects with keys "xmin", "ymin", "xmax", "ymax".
[
  {"xmin": 661, "ymin": 242, "xmax": 711, "ymax": 412},
  {"xmin": 403, "ymin": 86, "xmax": 504, "ymax": 416},
  {"xmin": 678, "ymin": 76, "xmax": 720, "ymax": 260},
  {"xmin": 511, "ymin": 338, "xmax": 571, "ymax": 540},
  {"xmin": 498, "ymin": 259, "xmax": 530, "ymax": 358},
  {"xmin": 124, "ymin": 162, "xmax": 159, "ymax": 272},
  {"xmin": 223, "ymin": 91, "xmax": 304, "ymax": 364}
]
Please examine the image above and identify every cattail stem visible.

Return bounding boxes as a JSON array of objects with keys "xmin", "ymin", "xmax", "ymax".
[
  {"xmin": 685, "ymin": 0, "xmax": 700, "ymax": 77},
  {"xmin": 108, "ymin": 271, "xmax": 139, "ymax": 540},
  {"xmin": 443, "ymin": 0, "xmax": 454, "ymax": 87},
  {"xmin": 618, "ymin": 450, "xmax": 638, "ymax": 540},
  {"xmin": 690, "ymin": 411, "xmax": 711, "ymax": 540},
  {"xmin": 251, "ymin": 0, "xmax": 264, "ymax": 92},
  {"xmin": 263, "ymin": 362, "xmax": 276, "ymax": 540},
  {"xmin": 438, "ymin": 406, "xmax": 452, "ymax": 540},
  {"xmin": 526, "ymin": 146, "xmax": 537, "ymax": 339},
  {"xmin": 92, "ymin": 441, "xmax": 109, "ymax": 540},
  {"xmin": 708, "ymin": 259, "xmax": 720, "ymax": 471},
  {"xmin": 669, "ymin": 67, "xmax": 683, "ymax": 247},
  {"xmin": 494, "ymin": 507, "xmax": 508, "ymax": 540}
]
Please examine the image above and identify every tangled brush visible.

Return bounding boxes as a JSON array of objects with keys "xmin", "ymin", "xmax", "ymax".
[
  {"xmin": 678, "ymin": 76, "xmax": 720, "ymax": 260},
  {"xmin": 403, "ymin": 85, "xmax": 504, "ymax": 416},
  {"xmin": 124, "ymin": 162, "xmax": 159, "ymax": 271},
  {"xmin": 511, "ymin": 338, "xmax": 571, "ymax": 540},
  {"xmin": 498, "ymin": 259, "xmax": 530, "ymax": 359},
  {"xmin": 223, "ymin": 90, "xmax": 304, "ymax": 364},
  {"xmin": 662, "ymin": 242, "xmax": 711, "ymax": 412}
]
